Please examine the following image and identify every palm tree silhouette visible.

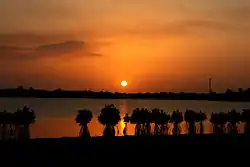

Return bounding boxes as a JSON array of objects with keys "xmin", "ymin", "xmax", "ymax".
[
  {"xmin": 170, "ymin": 110, "xmax": 183, "ymax": 135},
  {"xmin": 184, "ymin": 109, "xmax": 198, "ymax": 135},
  {"xmin": 197, "ymin": 110, "xmax": 207, "ymax": 134},
  {"xmin": 123, "ymin": 113, "xmax": 130, "ymax": 136},
  {"xmin": 98, "ymin": 104, "xmax": 121, "ymax": 137},
  {"xmin": 241, "ymin": 109, "xmax": 250, "ymax": 135},
  {"xmin": 227, "ymin": 109, "xmax": 240, "ymax": 134},
  {"xmin": 75, "ymin": 109, "xmax": 93, "ymax": 138},
  {"xmin": 15, "ymin": 106, "xmax": 36, "ymax": 139}
]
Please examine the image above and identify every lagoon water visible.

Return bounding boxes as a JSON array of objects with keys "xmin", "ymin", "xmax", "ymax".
[{"xmin": 0, "ymin": 98, "xmax": 249, "ymax": 138}]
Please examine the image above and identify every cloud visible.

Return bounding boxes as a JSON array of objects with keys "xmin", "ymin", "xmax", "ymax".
[
  {"xmin": 104, "ymin": 19, "xmax": 249, "ymax": 38},
  {"xmin": 0, "ymin": 40, "xmax": 102, "ymax": 60},
  {"xmin": 0, "ymin": 33, "xmax": 76, "ymax": 46},
  {"xmin": 217, "ymin": 6, "xmax": 250, "ymax": 22},
  {"xmin": 35, "ymin": 41, "xmax": 86, "ymax": 57}
]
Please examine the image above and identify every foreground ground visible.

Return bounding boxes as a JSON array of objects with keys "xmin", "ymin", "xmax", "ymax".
[{"xmin": 0, "ymin": 135, "xmax": 249, "ymax": 166}]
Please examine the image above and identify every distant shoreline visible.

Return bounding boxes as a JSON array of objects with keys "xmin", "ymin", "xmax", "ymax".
[
  {"xmin": 0, "ymin": 95, "xmax": 250, "ymax": 103},
  {"xmin": 0, "ymin": 87, "xmax": 250, "ymax": 102}
]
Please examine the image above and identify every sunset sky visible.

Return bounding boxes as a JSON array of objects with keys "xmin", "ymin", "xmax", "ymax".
[{"xmin": 0, "ymin": 0, "xmax": 249, "ymax": 93}]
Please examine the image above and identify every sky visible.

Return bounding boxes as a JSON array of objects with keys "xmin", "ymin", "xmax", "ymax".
[{"xmin": 0, "ymin": 0, "xmax": 249, "ymax": 93}]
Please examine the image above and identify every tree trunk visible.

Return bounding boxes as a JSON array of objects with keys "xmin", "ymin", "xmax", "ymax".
[
  {"xmin": 165, "ymin": 125, "xmax": 169, "ymax": 135},
  {"xmin": 220, "ymin": 124, "xmax": 225, "ymax": 134},
  {"xmin": 123, "ymin": 123, "xmax": 127, "ymax": 136},
  {"xmin": 188, "ymin": 122, "xmax": 196, "ymax": 135},
  {"xmin": 80, "ymin": 125, "xmax": 90, "ymax": 138},
  {"xmin": 160, "ymin": 124, "xmax": 164, "ymax": 135},
  {"xmin": 232, "ymin": 124, "xmax": 238, "ymax": 134},
  {"xmin": 146, "ymin": 122, "xmax": 151, "ymax": 136},
  {"xmin": 135, "ymin": 123, "xmax": 140, "ymax": 136},
  {"xmin": 200, "ymin": 122, "xmax": 204, "ymax": 134},
  {"xmin": 173, "ymin": 123, "xmax": 178, "ymax": 135},
  {"xmin": 154, "ymin": 124, "xmax": 159, "ymax": 135},
  {"xmin": 1, "ymin": 124, "xmax": 7, "ymax": 140},
  {"xmin": 244, "ymin": 122, "xmax": 250, "ymax": 135},
  {"xmin": 23, "ymin": 124, "xmax": 30, "ymax": 139},
  {"xmin": 104, "ymin": 125, "xmax": 115, "ymax": 137},
  {"xmin": 213, "ymin": 124, "xmax": 220, "ymax": 134}
]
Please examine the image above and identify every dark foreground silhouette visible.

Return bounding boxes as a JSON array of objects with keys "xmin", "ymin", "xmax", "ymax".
[
  {"xmin": 1, "ymin": 86, "xmax": 250, "ymax": 102},
  {"xmin": 0, "ymin": 135, "xmax": 249, "ymax": 166}
]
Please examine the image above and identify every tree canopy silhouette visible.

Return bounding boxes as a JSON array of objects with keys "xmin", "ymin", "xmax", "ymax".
[
  {"xmin": 170, "ymin": 110, "xmax": 183, "ymax": 135},
  {"xmin": 75, "ymin": 109, "xmax": 93, "ymax": 138},
  {"xmin": 241, "ymin": 109, "xmax": 250, "ymax": 134},
  {"xmin": 227, "ymin": 109, "xmax": 240, "ymax": 134},
  {"xmin": 184, "ymin": 109, "xmax": 199, "ymax": 135},
  {"xmin": 14, "ymin": 106, "xmax": 36, "ymax": 139},
  {"xmin": 98, "ymin": 104, "xmax": 121, "ymax": 136}
]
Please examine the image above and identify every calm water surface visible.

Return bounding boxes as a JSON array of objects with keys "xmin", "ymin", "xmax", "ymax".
[{"xmin": 0, "ymin": 98, "xmax": 249, "ymax": 138}]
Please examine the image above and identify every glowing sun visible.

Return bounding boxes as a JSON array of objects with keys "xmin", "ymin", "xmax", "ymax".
[{"xmin": 121, "ymin": 80, "xmax": 128, "ymax": 87}]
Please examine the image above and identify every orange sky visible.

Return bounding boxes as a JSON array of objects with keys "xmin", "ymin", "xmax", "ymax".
[{"xmin": 0, "ymin": 0, "xmax": 249, "ymax": 92}]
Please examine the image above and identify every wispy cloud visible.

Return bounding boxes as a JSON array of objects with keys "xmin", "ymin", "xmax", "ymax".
[
  {"xmin": 0, "ymin": 33, "xmax": 76, "ymax": 46},
  {"xmin": 217, "ymin": 6, "xmax": 250, "ymax": 22},
  {"xmin": 98, "ymin": 19, "xmax": 249, "ymax": 38},
  {"xmin": 0, "ymin": 40, "xmax": 102, "ymax": 60}
]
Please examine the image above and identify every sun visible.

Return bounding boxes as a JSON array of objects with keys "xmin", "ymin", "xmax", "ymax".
[{"xmin": 121, "ymin": 80, "xmax": 128, "ymax": 87}]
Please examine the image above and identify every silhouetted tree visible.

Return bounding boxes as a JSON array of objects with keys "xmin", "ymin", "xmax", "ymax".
[
  {"xmin": 210, "ymin": 112, "xmax": 227, "ymax": 134},
  {"xmin": 226, "ymin": 89, "xmax": 232, "ymax": 94},
  {"xmin": 227, "ymin": 109, "xmax": 240, "ymax": 134},
  {"xmin": 144, "ymin": 109, "xmax": 152, "ymax": 136},
  {"xmin": 130, "ymin": 108, "xmax": 142, "ymax": 136},
  {"xmin": 15, "ymin": 106, "xmax": 36, "ymax": 139},
  {"xmin": 10, "ymin": 110, "xmax": 19, "ymax": 139},
  {"xmin": 5, "ymin": 111, "xmax": 16, "ymax": 140},
  {"xmin": 123, "ymin": 113, "xmax": 130, "ymax": 136},
  {"xmin": 197, "ymin": 110, "xmax": 207, "ymax": 134},
  {"xmin": 159, "ymin": 110, "xmax": 170, "ymax": 135},
  {"xmin": 98, "ymin": 104, "xmax": 121, "ymax": 137},
  {"xmin": 170, "ymin": 110, "xmax": 183, "ymax": 135},
  {"xmin": 218, "ymin": 112, "xmax": 228, "ymax": 134},
  {"xmin": 130, "ymin": 108, "xmax": 152, "ymax": 136},
  {"xmin": 151, "ymin": 109, "xmax": 169, "ymax": 135},
  {"xmin": 152, "ymin": 108, "xmax": 161, "ymax": 135},
  {"xmin": 75, "ymin": 109, "xmax": 93, "ymax": 138},
  {"xmin": 210, "ymin": 112, "xmax": 220, "ymax": 134},
  {"xmin": 140, "ymin": 108, "xmax": 151, "ymax": 136},
  {"xmin": 241, "ymin": 109, "xmax": 250, "ymax": 135},
  {"xmin": 184, "ymin": 109, "xmax": 198, "ymax": 135}
]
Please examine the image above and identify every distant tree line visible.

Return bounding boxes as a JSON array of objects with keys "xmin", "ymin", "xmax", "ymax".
[{"xmin": 1, "ymin": 86, "xmax": 250, "ymax": 102}]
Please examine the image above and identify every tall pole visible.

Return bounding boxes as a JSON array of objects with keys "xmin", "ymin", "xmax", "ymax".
[{"xmin": 209, "ymin": 77, "xmax": 212, "ymax": 93}]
